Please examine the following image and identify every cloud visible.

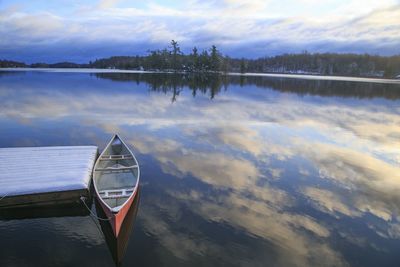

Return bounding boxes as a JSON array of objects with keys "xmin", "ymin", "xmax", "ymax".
[
  {"xmin": 0, "ymin": 1, "xmax": 399, "ymax": 61},
  {"xmin": 301, "ymin": 187, "xmax": 362, "ymax": 218},
  {"xmin": 163, "ymin": 188, "xmax": 346, "ymax": 266},
  {"xmin": 183, "ymin": 124, "xmax": 264, "ymax": 156},
  {"xmin": 98, "ymin": 0, "xmax": 121, "ymax": 9},
  {"xmin": 131, "ymin": 135, "xmax": 261, "ymax": 190},
  {"xmin": 125, "ymin": 107, "xmax": 399, "ymax": 264},
  {"xmin": 128, "ymin": 133, "xmax": 345, "ymax": 266},
  {"xmin": 298, "ymin": 141, "xmax": 400, "ymax": 221}
]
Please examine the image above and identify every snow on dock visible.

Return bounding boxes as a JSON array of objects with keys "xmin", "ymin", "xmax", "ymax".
[{"xmin": 0, "ymin": 146, "xmax": 98, "ymax": 208}]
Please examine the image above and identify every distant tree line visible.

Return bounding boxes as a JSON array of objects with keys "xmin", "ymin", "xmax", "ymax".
[
  {"xmin": 234, "ymin": 52, "xmax": 400, "ymax": 78},
  {"xmin": 1, "ymin": 41, "xmax": 400, "ymax": 78},
  {"xmin": 0, "ymin": 60, "xmax": 27, "ymax": 68}
]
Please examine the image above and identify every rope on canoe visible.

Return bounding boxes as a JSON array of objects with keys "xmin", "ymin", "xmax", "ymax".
[
  {"xmin": 87, "ymin": 209, "xmax": 106, "ymax": 238},
  {"xmin": 0, "ymin": 192, "xmax": 10, "ymax": 201},
  {"xmin": 80, "ymin": 196, "xmax": 111, "ymax": 221}
]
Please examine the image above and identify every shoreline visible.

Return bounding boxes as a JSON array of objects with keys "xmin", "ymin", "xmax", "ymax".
[{"xmin": 1, "ymin": 67, "xmax": 400, "ymax": 84}]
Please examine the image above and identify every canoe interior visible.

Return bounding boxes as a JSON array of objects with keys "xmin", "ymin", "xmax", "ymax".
[{"xmin": 94, "ymin": 136, "xmax": 139, "ymax": 210}]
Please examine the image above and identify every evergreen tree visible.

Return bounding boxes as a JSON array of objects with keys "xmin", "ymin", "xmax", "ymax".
[
  {"xmin": 170, "ymin": 40, "xmax": 181, "ymax": 70},
  {"xmin": 210, "ymin": 45, "xmax": 220, "ymax": 71},
  {"xmin": 240, "ymin": 59, "xmax": 247, "ymax": 73},
  {"xmin": 200, "ymin": 50, "xmax": 210, "ymax": 71},
  {"xmin": 191, "ymin": 46, "xmax": 199, "ymax": 71}
]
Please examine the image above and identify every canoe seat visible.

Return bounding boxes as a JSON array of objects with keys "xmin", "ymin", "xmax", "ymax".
[
  {"xmin": 95, "ymin": 165, "xmax": 138, "ymax": 172},
  {"xmin": 100, "ymin": 154, "xmax": 133, "ymax": 160},
  {"xmin": 99, "ymin": 188, "xmax": 134, "ymax": 199}
]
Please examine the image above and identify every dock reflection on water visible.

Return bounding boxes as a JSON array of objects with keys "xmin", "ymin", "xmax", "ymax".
[{"xmin": 0, "ymin": 201, "xmax": 91, "ymax": 220}]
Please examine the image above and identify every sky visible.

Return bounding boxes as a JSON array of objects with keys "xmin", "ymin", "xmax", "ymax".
[{"xmin": 0, "ymin": 0, "xmax": 399, "ymax": 63}]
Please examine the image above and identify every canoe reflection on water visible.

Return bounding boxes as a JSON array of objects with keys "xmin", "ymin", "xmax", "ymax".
[{"xmin": 95, "ymin": 188, "xmax": 140, "ymax": 267}]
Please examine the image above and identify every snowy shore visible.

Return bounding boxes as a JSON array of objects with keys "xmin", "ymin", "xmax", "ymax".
[{"xmin": 1, "ymin": 67, "xmax": 400, "ymax": 84}]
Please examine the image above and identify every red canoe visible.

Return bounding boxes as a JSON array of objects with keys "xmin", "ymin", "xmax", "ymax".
[{"xmin": 93, "ymin": 134, "xmax": 140, "ymax": 237}]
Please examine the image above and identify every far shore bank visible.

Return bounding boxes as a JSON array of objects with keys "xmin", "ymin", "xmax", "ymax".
[{"xmin": 1, "ymin": 67, "xmax": 400, "ymax": 84}]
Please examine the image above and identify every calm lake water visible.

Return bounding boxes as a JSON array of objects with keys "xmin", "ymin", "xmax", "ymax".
[{"xmin": 0, "ymin": 70, "xmax": 400, "ymax": 267}]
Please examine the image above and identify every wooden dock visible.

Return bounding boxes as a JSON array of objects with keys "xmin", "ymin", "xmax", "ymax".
[{"xmin": 0, "ymin": 146, "xmax": 98, "ymax": 208}]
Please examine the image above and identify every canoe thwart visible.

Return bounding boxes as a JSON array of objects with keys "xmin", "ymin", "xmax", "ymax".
[
  {"xmin": 95, "ymin": 165, "xmax": 138, "ymax": 172},
  {"xmin": 100, "ymin": 154, "xmax": 133, "ymax": 160},
  {"xmin": 99, "ymin": 188, "xmax": 134, "ymax": 199}
]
